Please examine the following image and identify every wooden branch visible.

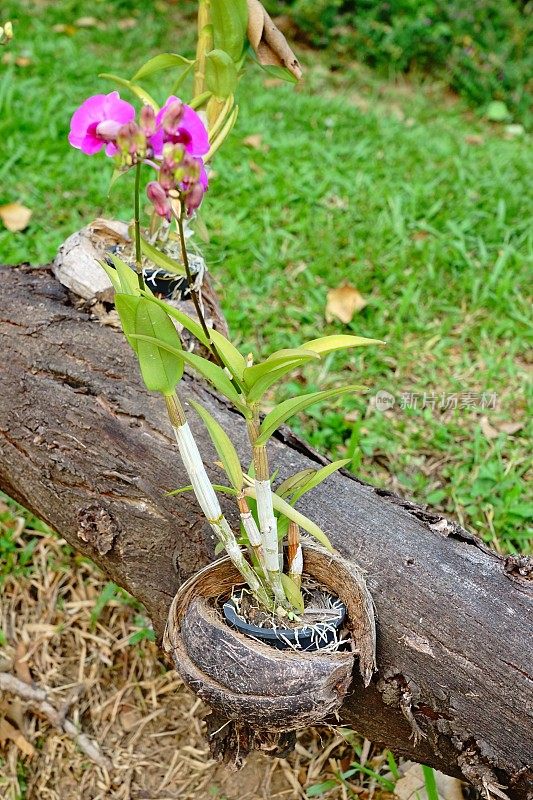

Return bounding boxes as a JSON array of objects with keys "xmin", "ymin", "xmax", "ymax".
[
  {"xmin": 0, "ymin": 672, "xmax": 112, "ymax": 769},
  {"xmin": 0, "ymin": 265, "xmax": 531, "ymax": 798}
]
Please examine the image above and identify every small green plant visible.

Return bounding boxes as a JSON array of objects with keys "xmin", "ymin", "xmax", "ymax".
[{"xmin": 67, "ymin": 1, "xmax": 383, "ymax": 621}]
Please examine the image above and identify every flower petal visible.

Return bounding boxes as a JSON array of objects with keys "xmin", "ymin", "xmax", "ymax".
[
  {"xmin": 80, "ymin": 133, "xmax": 105, "ymax": 155},
  {"xmin": 179, "ymin": 105, "xmax": 209, "ymax": 155}
]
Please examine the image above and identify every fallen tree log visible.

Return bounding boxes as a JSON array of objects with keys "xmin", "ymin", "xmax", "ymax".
[{"xmin": 0, "ymin": 264, "xmax": 531, "ymax": 798}]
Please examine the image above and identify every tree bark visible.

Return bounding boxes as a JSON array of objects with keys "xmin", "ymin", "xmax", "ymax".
[{"xmin": 0, "ymin": 265, "xmax": 531, "ymax": 799}]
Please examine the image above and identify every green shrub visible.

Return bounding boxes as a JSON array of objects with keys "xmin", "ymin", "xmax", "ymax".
[{"xmin": 268, "ymin": 0, "xmax": 532, "ymax": 122}]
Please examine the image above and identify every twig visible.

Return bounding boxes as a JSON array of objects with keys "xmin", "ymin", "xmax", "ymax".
[{"xmin": 0, "ymin": 671, "xmax": 112, "ymax": 770}]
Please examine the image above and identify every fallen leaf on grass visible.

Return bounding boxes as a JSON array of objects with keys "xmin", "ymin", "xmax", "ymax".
[
  {"xmin": 480, "ymin": 416, "xmax": 523, "ymax": 441},
  {"xmin": 325, "ymin": 282, "xmax": 367, "ymax": 324},
  {"xmin": 243, "ymin": 133, "xmax": 268, "ymax": 151},
  {"xmin": 117, "ymin": 18, "xmax": 137, "ymax": 31},
  {"xmin": 0, "ymin": 202, "xmax": 32, "ymax": 232},
  {"xmin": 75, "ymin": 16, "xmax": 99, "ymax": 28},
  {"xmin": 464, "ymin": 134, "xmax": 484, "ymax": 146},
  {"xmin": 52, "ymin": 23, "xmax": 77, "ymax": 35},
  {"xmin": 248, "ymin": 160, "xmax": 265, "ymax": 176},
  {"xmin": 15, "ymin": 56, "xmax": 32, "ymax": 67},
  {"xmin": 0, "ymin": 717, "xmax": 35, "ymax": 757}
]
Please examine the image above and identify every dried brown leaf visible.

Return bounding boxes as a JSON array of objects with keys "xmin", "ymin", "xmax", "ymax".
[
  {"xmin": 246, "ymin": 0, "xmax": 302, "ymax": 80},
  {"xmin": 243, "ymin": 133, "xmax": 264, "ymax": 150},
  {"xmin": 480, "ymin": 416, "xmax": 523, "ymax": 440},
  {"xmin": 117, "ymin": 18, "xmax": 137, "ymax": 31},
  {"xmin": 0, "ymin": 202, "xmax": 32, "ymax": 232},
  {"xmin": 465, "ymin": 134, "xmax": 484, "ymax": 146},
  {"xmin": 325, "ymin": 282, "xmax": 367, "ymax": 324},
  {"xmin": 75, "ymin": 16, "xmax": 98, "ymax": 28}
]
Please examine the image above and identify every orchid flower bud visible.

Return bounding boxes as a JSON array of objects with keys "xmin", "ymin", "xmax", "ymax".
[
  {"xmin": 140, "ymin": 104, "xmax": 156, "ymax": 136},
  {"xmin": 116, "ymin": 121, "xmax": 147, "ymax": 164},
  {"xmin": 159, "ymin": 165, "xmax": 176, "ymax": 193},
  {"xmin": 184, "ymin": 182, "xmax": 205, "ymax": 216},
  {"xmin": 147, "ymin": 181, "xmax": 172, "ymax": 220},
  {"xmin": 161, "ymin": 100, "xmax": 184, "ymax": 135}
]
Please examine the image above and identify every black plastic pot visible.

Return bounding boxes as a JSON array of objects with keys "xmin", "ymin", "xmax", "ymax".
[
  {"xmin": 105, "ymin": 248, "xmax": 200, "ymax": 301},
  {"xmin": 222, "ymin": 593, "xmax": 348, "ymax": 652}
]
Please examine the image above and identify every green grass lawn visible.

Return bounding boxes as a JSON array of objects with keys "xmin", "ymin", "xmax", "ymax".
[{"xmin": 1, "ymin": 0, "xmax": 531, "ymax": 553}]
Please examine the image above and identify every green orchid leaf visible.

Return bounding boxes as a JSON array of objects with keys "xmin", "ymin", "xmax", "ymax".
[
  {"xmin": 209, "ymin": 329, "xmax": 246, "ymax": 382},
  {"xmin": 290, "ymin": 459, "xmax": 351, "ymax": 505},
  {"xmin": 189, "ymin": 400, "xmax": 243, "ymax": 491},
  {"xmin": 115, "ymin": 293, "xmax": 141, "ymax": 353},
  {"xmin": 132, "ymin": 53, "xmax": 193, "ymax": 81},
  {"xmin": 167, "ymin": 483, "xmax": 236, "ymax": 497},
  {"xmin": 280, "ymin": 573, "xmax": 305, "ymax": 613},
  {"xmin": 244, "ymin": 487, "xmax": 332, "ymax": 550},
  {"xmin": 275, "ymin": 468, "xmax": 316, "ymax": 500},
  {"xmin": 108, "ymin": 168, "xmax": 127, "ymax": 195},
  {"xmin": 98, "ymin": 73, "xmax": 159, "ymax": 110},
  {"xmin": 205, "ymin": 49, "xmax": 238, "ymax": 98},
  {"xmin": 301, "ymin": 334, "xmax": 385, "ymax": 354},
  {"xmin": 189, "ymin": 90, "xmax": 213, "ymax": 110},
  {"xmin": 97, "ymin": 258, "xmax": 121, "ymax": 293},
  {"xmin": 256, "ymin": 384, "xmax": 366, "ymax": 445},
  {"xmin": 127, "ymin": 334, "xmax": 249, "ymax": 414},
  {"xmin": 133, "ymin": 299, "xmax": 184, "ymax": 394},
  {"xmin": 165, "ymin": 484, "xmax": 193, "ymax": 495},
  {"xmin": 258, "ymin": 63, "xmax": 299, "ymax": 84},
  {"xmin": 141, "ymin": 294, "xmax": 208, "ymax": 346},
  {"xmin": 243, "ymin": 348, "xmax": 319, "ymax": 389},
  {"xmin": 141, "ymin": 294, "xmax": 245, "ymax": 384},
  {"xmin": 140, "ymin": 237, "xmax": 186, "ymax": 275},
  {"xmin": 107, "ymin": 253, "xmax": 140, "ymax": 295},
  {"xmin": 171, "ymin": 60, "xmax": 197, "ymax": 94},
  {"xmin": 246, "ymin": 361, "xmax": 309, "ymax": 404},
  {"xmin": 211, "ymin": 0, "xmax": 248, "ymax": 61}
]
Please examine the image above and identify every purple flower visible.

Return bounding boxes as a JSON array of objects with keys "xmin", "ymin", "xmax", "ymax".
[
  {"xmin": 156, "ymin": 96, "xmax": 209, "ymax": 157},
  {"xmin": 68, "ymin": 92, "xmax": 135, "ymax": 156}
]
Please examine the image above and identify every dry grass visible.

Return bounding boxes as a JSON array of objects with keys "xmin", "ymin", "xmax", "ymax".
[{"xmin": 0, "ymin": 504, "xmax": 399, "ymax": 800}]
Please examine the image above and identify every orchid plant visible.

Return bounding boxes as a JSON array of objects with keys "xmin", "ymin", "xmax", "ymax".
[{"xmin": 68, "ymin": 0, "xmax": 382, "ymax": 620}]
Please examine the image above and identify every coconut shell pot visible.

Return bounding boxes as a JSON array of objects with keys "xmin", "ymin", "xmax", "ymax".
[{"xmin": 163, "ymin": 542, "xmax": 377, "ymax": 739}]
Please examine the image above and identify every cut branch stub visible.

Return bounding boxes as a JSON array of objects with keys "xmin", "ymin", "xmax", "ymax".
[{"xmin": 163, "ymin": 542, "xmax": 376, "ymax": 735}]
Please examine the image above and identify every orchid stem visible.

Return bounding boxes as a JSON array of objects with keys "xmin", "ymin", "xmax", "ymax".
[
  {"xmin": 175, "ymin": 208, "xmax": 228, "ymax": 375},
  {"xmin": 134, "ymin": 161, "xmax": 144, "ymax": 291},
  {"xmin": 247, "ymin": 417, "xmax": 289, "ymax": 609},
  {"xmin": 164, "ymin": 392, "xmax": 273, "ymax": 611}
]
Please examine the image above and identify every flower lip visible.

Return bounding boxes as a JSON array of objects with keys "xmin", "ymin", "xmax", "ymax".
[{"xmin": 96, "ymin": 119, "xmax": 123, "ymax": 141}]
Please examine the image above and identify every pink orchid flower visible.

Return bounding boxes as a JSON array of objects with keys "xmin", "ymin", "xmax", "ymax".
[
  {"xmin": 68, "ymin": 91, "xmax": 136, "ymax": 156},
  {"xmin": 156, "ymin": 96, "xmax": 209, "ymax": 157}
]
